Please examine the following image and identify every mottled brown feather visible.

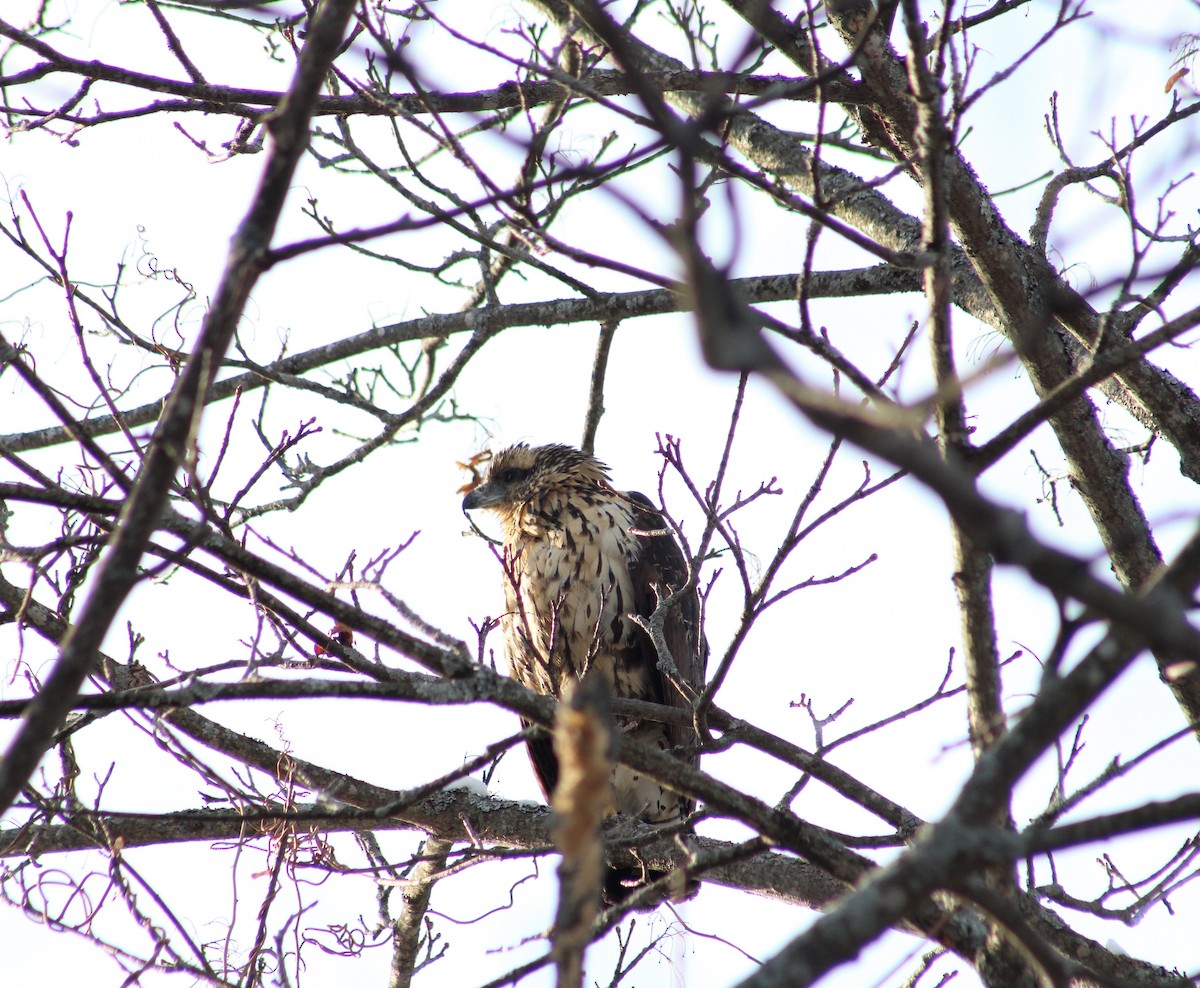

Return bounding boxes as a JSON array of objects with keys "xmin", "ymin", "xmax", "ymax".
[{"xmin": 463, "ymin": 445, "xmax": 707, "ymax": 824}]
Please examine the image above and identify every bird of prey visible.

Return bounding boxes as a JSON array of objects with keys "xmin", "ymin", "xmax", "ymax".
[{"xmin": 462, "ymin": 443, "xmax": 706, "ymax": 897}]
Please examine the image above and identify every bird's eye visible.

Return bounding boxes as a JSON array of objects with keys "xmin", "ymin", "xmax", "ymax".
[{"xmin": 498, "ymin": 468, "xmax": 523, "ymax": 484}]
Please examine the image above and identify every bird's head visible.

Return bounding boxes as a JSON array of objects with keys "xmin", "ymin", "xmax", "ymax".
[{"xmin": 462, "ymin": 443, "xmax": 611, "ymax": 523}]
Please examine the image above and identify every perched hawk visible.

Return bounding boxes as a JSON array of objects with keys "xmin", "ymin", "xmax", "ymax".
[{"xmin": 462, "ymin": 443, "xmax": 706, "ymax": 897}]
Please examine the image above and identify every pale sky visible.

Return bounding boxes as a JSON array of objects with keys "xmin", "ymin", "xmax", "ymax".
[{"xmin": 3, "ymin": 2, "xmax": 1200, "ymax": 985}]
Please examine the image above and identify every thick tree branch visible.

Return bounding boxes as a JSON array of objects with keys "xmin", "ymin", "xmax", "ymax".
[{"xmin": 0, "ymin": 268, "xmax": 914, "ymax": 455}]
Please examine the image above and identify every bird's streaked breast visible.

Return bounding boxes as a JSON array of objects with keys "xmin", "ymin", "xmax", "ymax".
[{"xmin": 502, "ymin": 490, "xmax": 644, "ymax": 696}]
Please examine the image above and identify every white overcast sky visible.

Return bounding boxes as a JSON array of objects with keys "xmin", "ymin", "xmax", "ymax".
[{"xmin": 3, "ymin": 1, "xmax": 1200, "ymax": 985}]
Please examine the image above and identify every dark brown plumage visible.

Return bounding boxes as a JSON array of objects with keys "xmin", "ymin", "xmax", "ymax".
[{"xmin": 463, "ymin": 443, "xmax": 706, "ymax": 898}]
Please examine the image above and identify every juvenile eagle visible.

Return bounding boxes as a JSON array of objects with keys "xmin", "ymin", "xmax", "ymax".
[{"xmin": 462, "ymin": 444, "xmax": 706, "ymax": 891}]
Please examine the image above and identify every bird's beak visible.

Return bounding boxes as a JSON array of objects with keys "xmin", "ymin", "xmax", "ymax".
[{"xmin": 462, "ymin": 484, "xmax": 494, "ymax": 511}]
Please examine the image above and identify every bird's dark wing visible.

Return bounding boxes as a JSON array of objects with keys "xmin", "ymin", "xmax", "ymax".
[
  {"xmin": 626, "ymin": 491, "xmax": 707, "ymax": 756},
  {"xmin": 523, "ymin": 719, "xmax": 558, "ymax": 802}
]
